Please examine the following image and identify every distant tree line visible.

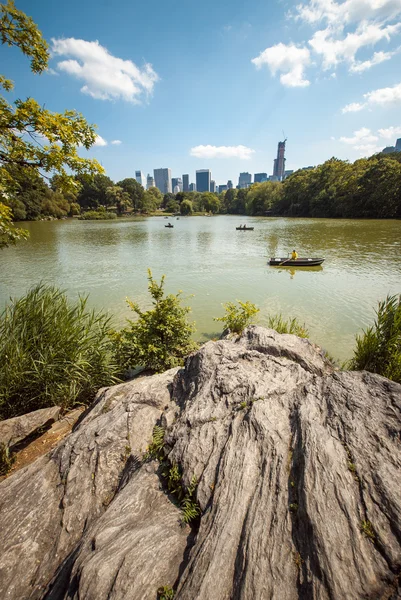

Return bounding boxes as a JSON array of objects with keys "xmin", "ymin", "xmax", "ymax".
[{"xmin": 4, "ymin": 152, "xmax": 401, "ymax": 222}]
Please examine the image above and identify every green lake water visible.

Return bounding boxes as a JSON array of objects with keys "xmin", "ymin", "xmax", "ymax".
[{"xmin": 1, "ymin": 215, "xmax": 400, "ymax": 361}]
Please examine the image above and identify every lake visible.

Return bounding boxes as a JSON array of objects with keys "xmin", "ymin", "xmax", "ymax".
[{"xmin": 1, "ymin": 216, "xmax": 400, "ymax": 361}]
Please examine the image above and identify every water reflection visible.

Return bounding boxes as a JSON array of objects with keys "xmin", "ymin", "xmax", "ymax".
[{"xmin": 1, "ymin": 216, "xmax": 400, "ymax": 361}]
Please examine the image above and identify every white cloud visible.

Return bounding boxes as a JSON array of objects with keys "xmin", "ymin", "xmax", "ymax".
[
  {"xmin": 252, "ymin": 43, "xmax": 311, "ymax": 87},
  {"xmin": 343, "ymin": 81, "xmax": 401, "ymax": 112},
  {"xmin": 51, "ymin": 38, "xmax": 159, "ymax": 103},
  {"xmin": 340, "ymin": 127, "xmax": 378, "ymax": 144},
  {"xmin": 350, "ymin": 49, "xmax": 396, "ymax": 72},
  {"xmin": 94, "ymin": 135, "xmax": 107, "ymax": 146},
  {"xmin": 309, "ymin": 23, "xmax": 401, "ymax": 70},
  {"xmin": 364, "ymin": 81, "xmax": 401, "ymax": 105},
  {"xmin": 46, "ymin": 68, "xmax": 59, "ymax": 76},
  {"xmin": 295, "ymin": 0, "xmax": 401, "ymax": 26},
  {"xmin": 378, "ymin": 125, "xmax": 401, "ymax": 138},
  {"xmin": 111, "ymin": 139, "xmax": 122, "ymax": 145},
  {"xmin": 190, "ymin": 145, "xmax": 255, "ymax": 159},
  {"xmin": 342, "ymin": 101, "xmax": 366, "ymax": 113}
]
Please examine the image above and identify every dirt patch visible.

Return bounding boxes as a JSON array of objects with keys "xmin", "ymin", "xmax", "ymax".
[{"xmin": 1, "ymin": 407, "xmax": 85, "ymax": 480}]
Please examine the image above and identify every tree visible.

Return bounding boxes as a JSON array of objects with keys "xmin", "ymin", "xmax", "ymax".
[
  {"xmin": 141, "ymin": 191, "xmax": 160, "ymax": 213},
  {"xmin": 0, "ymin": 202, "xmax": 28, "ymax": 248},
  {"xmin": 147, "ymin": 186, "xmax": 163, "ymax": 205},
  {"xmin": 75, "ymin": 174, "xmax": 114, "ymax": 210},
  {"xmin": 106, "ymin": 186, "xmax": 131, "ymax": 215},
  {"xmin": 246, "ymin": 182, "xmax": 283, "ymax": 215},
  {"xmin": 180, "ymin": 199, "xmax": 193, "ymax": 215},
  {"xmin": 113, "ymin": 270, "xmax": 198, "ymax": 372},
  {"xmin": 201, "ymin": 192, "xmax": 220, "ymax": 214},
  {"xmin": 0, "ymin": 0, "xmax": 103, "ymax": 244},
  {"xmin": 166, "ymin": 198, "xmax": 179, "ymax": 213},
  {"xmin": 117, "ymin": 178, "xmax": 144, "ymax": 211},
  {"xmin": 162, "ymin": 192, "xmax": 175, "ymax": 209}
]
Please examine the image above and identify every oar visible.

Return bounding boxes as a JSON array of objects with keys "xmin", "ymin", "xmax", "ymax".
[{"xmin": 279, "ymin": 255, "xmax": 291, "ymax": 266}]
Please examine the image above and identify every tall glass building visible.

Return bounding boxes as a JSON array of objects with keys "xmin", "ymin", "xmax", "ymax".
[
  {"xmin": 196, "ymin": 170, "xmax": 211, "ymax": 192},
  {"xmin": 238, "ymin": 172, "xmax": 252, "ymax": 188},
  {"xmin": 182, "ymin": 174, "xmax": 189, "ymax": 192},
  {"xmin": 154, "ymin": 168, "xmax": 172, "ymax": 194},
  {"xmin": 254, "ymin": 173, "xmax": 267, "ymax": 183},
  {"xmin": 135, "ymin": 171, "xmax": 145, "ymax": 187}
]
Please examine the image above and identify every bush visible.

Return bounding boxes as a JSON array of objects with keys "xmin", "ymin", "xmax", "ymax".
[
  {"xmin": 349, "ymin": 295, "xmax": 401, "ymax": 383},
  {"xmin": 267, "ymin": 314, "xmax": 309, "ymax": 338},
  {"xmin": 0, "ymin": 284, "xmax": 119, "ymax": 419},
  {"xmin": 78, "ymin": 210, "xmax": 117, "ymax": 220},
  {"xmin": 113, "ymin": 270, "xmax": 198, "ymax": 373},
  {"xmin": 214, "ymin": 300, "xmax": 259, "ymax": 334}
]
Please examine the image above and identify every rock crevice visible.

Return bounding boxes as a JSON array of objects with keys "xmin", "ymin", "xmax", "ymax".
[{"xmin": 0, "ymin": 327, "xmax": 400, "ymax": 599}]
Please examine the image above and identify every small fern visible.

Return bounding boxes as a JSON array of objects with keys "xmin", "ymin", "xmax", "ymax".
[
  {"xmin": 181, "ymin": 475, "xmax": 201, "ymax": 524},
  {"xmin": 144, "ymin": 425, "xmax": 165, "ymax": 460},
  {"xmin": 157, "ymin": 585, "xmax": 175, "ymax": 599}
]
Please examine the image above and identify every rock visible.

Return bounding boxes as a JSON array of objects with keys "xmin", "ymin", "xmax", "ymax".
[
  {"xmin": 0, "ymin": 406, "xmax": 61, "ymax": 449},
  {"xmin": 0, "ymin": 327, "xmax": 400, "ymax": 600}
]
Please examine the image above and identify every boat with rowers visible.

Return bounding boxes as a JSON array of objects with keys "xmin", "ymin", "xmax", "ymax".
[
  {"xmin": 269, "ymin": 257, "xmax": 324, "ymax": 267},
  {"xmin": 236, "ymin": 225, "xmax": 254, "ymax": 231}
]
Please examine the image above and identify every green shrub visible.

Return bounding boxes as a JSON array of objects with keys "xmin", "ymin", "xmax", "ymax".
[
  {"xmin": 0, "ymin": 284, "xmax": 119, "ymax": 419},
  {"xmin": 78, "ymin": 210, "xmax": 116, "ymax": 220},
  {"xmin": 214, "ymin": 300, "xmax": 259, "ymax": 334},
  {"xmin": 113, "ymin": 270, "xmax": 198, "ymax": 373},
  {"xmin": 157, "ymin": 585, "xmax": 175, "ymax": 599},
  {"xmin": 267, "ymin": 314, "xmax": 309, "ymax": 338},
  {"xmin": 349, "ymin": 295, "xmax": 401, "ymax": 383}
]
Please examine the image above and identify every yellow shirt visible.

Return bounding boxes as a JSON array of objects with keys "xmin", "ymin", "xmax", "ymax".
[{"xmin": 291, "ymin": 251, "xmax": 298, "ymax": 260}]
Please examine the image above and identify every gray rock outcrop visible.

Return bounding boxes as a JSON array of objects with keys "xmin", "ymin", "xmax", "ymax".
[
  {"xmin": 0, "ymin": 326, "xmax": 400, "ymax": 600},
  {"xmin": 0, "ymin": 406, "xmax": 61, "ymax": 449}
]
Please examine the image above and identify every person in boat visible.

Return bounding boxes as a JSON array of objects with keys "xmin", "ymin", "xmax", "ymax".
[{"xmin": 291, "ymin": 249, "xmax": 298, "ymax": 260}]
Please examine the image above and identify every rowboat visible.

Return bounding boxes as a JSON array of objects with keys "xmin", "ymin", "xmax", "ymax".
[
  {"xmin": 236, "ymin": 226, "xmax": 254, "ymax": 231},
  {"xmin": 165, "ymin": 224, "xmax": 174, "ymax": 228},
  {"xmin": 269, "ymin": 257, "xmax": 324, "ymax": 267}
]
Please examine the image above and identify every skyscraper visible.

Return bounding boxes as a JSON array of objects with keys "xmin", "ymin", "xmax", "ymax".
[
  {"xmin": 172, "ymin": 177, "xmax": 183, "ymax": 193},
  {"xmin": 183, "ymin": 174, "xmax": 189, "ymax": 192},
  {"xmin": 135, "ymin": 171, "xmax": 145, "ymax": 187},
  {"xmin": 189, "ymin": 183, "xmax": 196, "ymax": 192},
  {"xmin": 238, "ymin": 172, "xmax": 252, "ymax": 188},
  {"xmin": 196, "ymin": 169, "xmax": 211, "ymax": 192},
  {"xmin": 396, "ymin": 138, "xmax": 401, "ymax": 152},
  {"xmin": 210, "ymin": 180, "xmax": 216, "ymax": 193},
  {"xmin": 219, "ymin": 184, "xmax": 227, "ymax": 193},
  {"xmin": 254, "ymin": 173, "xmax": 267, "ymax": 183},
  {"xmin": 146, "ymin": 174, "xmax": 155, "ymax": 189},
  {"xmin": 227, "ymin": 180, "xmax": 233, "ymax": 189},
  {"xmin": 154, "ymin": 168, "xmax": 172, "ymax": 194},
  {"xmin": 273, "ymin": 140, "xmax": 286, "ymax": 181}
]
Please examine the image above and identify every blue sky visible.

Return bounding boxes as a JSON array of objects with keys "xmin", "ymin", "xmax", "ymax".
[{"xmin": 3, "ymin": 0, "xmax": 401, "ymax": 186}]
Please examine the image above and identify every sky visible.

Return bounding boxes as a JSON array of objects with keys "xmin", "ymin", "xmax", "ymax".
[{"xmin": 2, "ymin": 0, "xmax": 401, "ymax": 186}]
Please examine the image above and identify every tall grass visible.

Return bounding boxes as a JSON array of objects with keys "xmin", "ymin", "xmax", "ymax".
[
  {"xmin": 267, "ymin": 314, "xmax": 309, "ymax": 338},
  {"xmin": 0, "ymin": 284, "xmax": 119, "ymax": 419},
  {"xmin": 349, "ymin": 295, "xmax": 401, "ymax": 383}
]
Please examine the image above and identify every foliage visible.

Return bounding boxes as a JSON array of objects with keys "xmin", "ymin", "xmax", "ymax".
[
  {"xmin": 0, "ymin": 0, "xmax": 103, "ymax": 236},
  {"xmin": 141, "ymin": 190, "xmax": 161, "ymax": 213},
  {"xmin": 0, "ymin": 202, "xmax": 28, "ymax": 248},
  {"xmin": 180, "ymin": 199, "xmax": 193, "ymax": 215},
  {"xmin": 349, "ymin": 295, "xmax": 401, "ymax": 383},
  {"xmin": 0, "ymin": 442, "xmax": 14, "ymax": 476},
  {"xmin": 166, "ymin": 198, "xmax": 180, "ymax": 213},
  {"xmin": 113, "ymin": 269, "xmax": 198, "ymax": 373},
  {"xmin": 144, "ymin": 425, "xmax": 165, "ymax": 461},
  {"xmin": 75, "ymin": 174, "xmax": 114, "ymax": 210},
  {"xmin": 266, "ymin": 314, "xmax": 309, "ymax": 338},
  {"xmin": 106, "ymin": 185, "xmax": 131, "ymax": 215},
  {"xmin": 0, "ymin": 284, "xmax": 119, "ymax": 419},
  {"xmin": 116, "ymin": 178, "xmax": 144, "ymax": 211},
  {"xmin": 214, "ymin": 300, "xmax": 259, "ymax": 334},
  {"xmin": 360, "ymin": 520, "xmax": 375, "ymax": 541},
  {"xmin": 78, "ymin": 209, "xmax": 116, "ymax": 220},
  {"xmin": 157, "ymin": 586, "xmax": 175, "ymax": 600},
  {"xmin": 181, "ymin": 475, "xmax": 201, "ymax": 524}
]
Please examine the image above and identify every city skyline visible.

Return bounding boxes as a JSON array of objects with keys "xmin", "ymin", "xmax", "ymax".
[{"xmin": 5, "ymin": 0, "xmax": 401, "ymax": 184}]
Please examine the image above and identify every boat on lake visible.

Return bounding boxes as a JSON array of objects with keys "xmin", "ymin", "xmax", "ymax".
[
  {"xmin": 269, "ymin": 257, "xmax": 325, "ymax": 267},
  {"xmin": 165, "ymin": 223, "xmax": 174, "ymax": 228},
  {"xmin": 236, "ymin": 226, "xmax": 254, "ymax": 231}
]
